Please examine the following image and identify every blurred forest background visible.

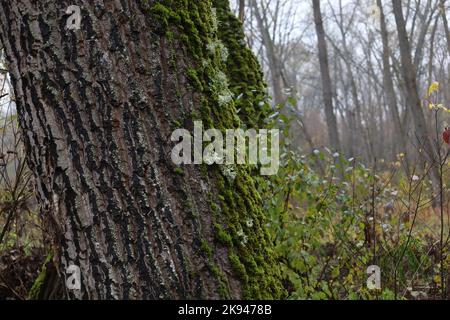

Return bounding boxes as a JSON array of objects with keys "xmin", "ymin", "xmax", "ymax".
[{"xmin": 2, "ymin": 0, "xmax": 450, "ymax": 299}]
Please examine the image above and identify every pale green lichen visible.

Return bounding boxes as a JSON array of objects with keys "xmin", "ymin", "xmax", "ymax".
[
  {"xmin": 221, "ymin": 164, "xmax": 237, "ymax": 182},
  {"xmin": 210, "ymin": 70, "xmax": 234, "ymax": 107},
  {"xmin": 206, "ymin": 40, "xmax": 229, "ymax": 62}
]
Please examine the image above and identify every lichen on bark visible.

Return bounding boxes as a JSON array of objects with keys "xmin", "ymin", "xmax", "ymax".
[
  {"xmin": 214, "ymin": 0, "xmax": 271, "ymax": 129},
  {"xmin": 1, "ymin": 0, "xmax": 285, "ymax": 299},
  {"xmin": 148, "ymin": 0, "xmax": 285, "ymax": 299}
]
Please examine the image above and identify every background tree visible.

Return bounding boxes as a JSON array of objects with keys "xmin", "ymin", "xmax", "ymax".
[
  {"xmin": 312, "ymin": 0, "xmax": 341, "ymax": 151},
  {"xmin": 377, "ymin": 0, "xmax": 410, "ymax": 173},
  {"xmin": 392, "ymin": 0, "xmax": 440, "ymax": 189},
  {"xmin": 232, "ymin": 0, "xmax": 448, "ymax": 166}
]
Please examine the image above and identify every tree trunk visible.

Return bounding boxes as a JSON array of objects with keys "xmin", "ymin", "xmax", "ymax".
[
  {"xmin": 239, "ymin": 0, "xmax": 245, "ymax": 23},
  {"xmin": 0, "ymin": 0, "xmax": 284, "ymax": 300},
  {"xmin": 441, "ymin": 0, "xmax": 450, "ymax": 54},
  {"xmin": 392, "ymin": 0, "xmax": 439, "ymax": 193},
  {"xmin": 216, "ymin": 0, "xmax": 270, "ymax": 128},
  {"xmin": 312, "ymin": 0, "xmax": 341, "ymax": 151},
  {"xmin": 250, "ymin": 0, "xmax": 286, "ymax": 106},
  {"xmin": 377, "ymin": 0, "xmax": 410, "ymax": 175}
]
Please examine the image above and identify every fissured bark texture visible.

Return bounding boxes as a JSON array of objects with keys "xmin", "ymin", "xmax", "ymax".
[{"xmin": 0, "ymin": 0, "xmax": 284, "ymax": 299}]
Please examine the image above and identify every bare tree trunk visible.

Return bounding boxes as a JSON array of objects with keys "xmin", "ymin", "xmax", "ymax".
[
  {"xmin": 239, "ymin": 0, "xmax": 245, "ymax": 22},
  {"xmin": 250, "ymin": 0, "xmax": 286, "ymax": 106},
  {"xmin": 392, "ymin": 0, "xmax": 439, "ymax": 190},
  {"xmin": 439, "ymin": 0, "xmax": 450, "ymax": 55},
  {"xmin": 0, "ymin": 0, "xmax": 284, "ymax": 299},
  {"xmin": 440, "ymin": 0, "xmax": 450, "ymax": 112},
  {"xmin": 312, "ymin": 0, "xmax": 341, "ymax": 151},
  {"xmin": 377, "ymin": 0, "xmax": 410, "ymax": 174},
  {"xmin": 413, "ymin": 0, "xmax": 436, "ymax": 70}
]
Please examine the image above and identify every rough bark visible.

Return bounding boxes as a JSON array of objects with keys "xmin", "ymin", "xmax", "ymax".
[
  {"xmin": 312, "ymin": 0, "xmax": 341, "ymax": 151},
  {"xmin": 0, "ymin": 0, "xmax": 284, "ymax": 299}
]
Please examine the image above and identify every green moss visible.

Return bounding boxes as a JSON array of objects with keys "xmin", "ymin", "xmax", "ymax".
[
  {"xmin": 166, "ymin": 30, "xmax": 174, "ymax": 41},
  {"xmin": 210, "ymin": 264, "xmax": 231, "ymax": 299},
  {"xmin": 28, "ymin": 252, "xmax": 53, "ymax": 300},
  {"xmin": 214, "ymin": 0, "xmax": 270, "ymax": 128},
  {"xmin": 172, "ymin": 119, "xmax": 182, "ymax": 129},
  {"xmin": 200, "ymin": 239, "xmax": 213, "ymax": 258},
  {"xmin": 214, "ymin": 223, "xmax": 233, "ymax": 246},
  {"xmin": 213, "ymin": 1, "xmax": 286, "ymax": 298},
  {"xmin": 229, "ymin": 252, "xmax": 248, "ymax": 282},
  {"xmin": 174, "ymin": 167, "xmax": 184, "ymax": 175},
  {"xmin": 148, "ymin": 3, "xmax": 172, "ymax": 32},
  {"xmin": 145, "ymin": 0, "xmax": 285, "ymax": 299},
  {"xmin": 186, "ymin": 68, "xmax": 204, "ymax": 91},
  {"xmin": 210, "ymin": 202, "xmax": 219, "ymax": 213}
]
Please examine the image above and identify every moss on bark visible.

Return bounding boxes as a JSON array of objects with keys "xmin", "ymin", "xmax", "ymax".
[
  {"xmin": 28, "ymin": 252, "xmax": 62, "ymax": 300},
  {"xmin": 147, "ymin": 0, "xmax": 285, "ymax": 299}
]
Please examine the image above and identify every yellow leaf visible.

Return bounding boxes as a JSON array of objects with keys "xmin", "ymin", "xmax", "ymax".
[{"xmin": 428, "ymin": 82, "xmax": 440, "ymax": 96}]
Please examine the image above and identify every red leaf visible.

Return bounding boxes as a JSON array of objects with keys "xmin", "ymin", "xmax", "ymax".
[{"xmin": 443, "ymin": 128, "xmax": 450, "ymax": 144}]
